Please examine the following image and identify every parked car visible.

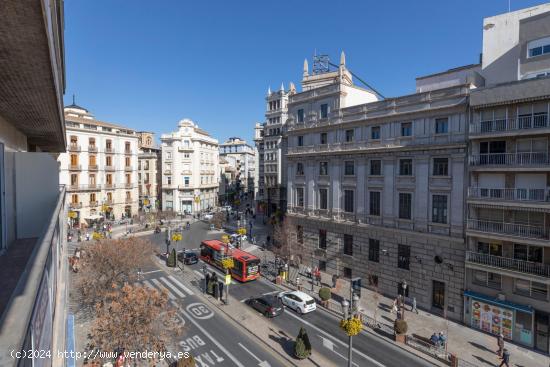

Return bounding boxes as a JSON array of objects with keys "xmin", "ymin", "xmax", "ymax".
[
  {"xmin": 246, "ymin": 295, "xmax": 284, "ymax": 318},
  {"xmin": 203, "ymin": 213, "xmax": 213, "ymax": 220},
  {"xmin": 177, "ymin": 251, "xmax": 198, "ymax": 265},
  {"xmin": 222, "ymin": 205, "xmax": 232, "ymax": 212},
  {"xmin": 278, "ymin": 290, "xmax": 317, "ymax": 314}
]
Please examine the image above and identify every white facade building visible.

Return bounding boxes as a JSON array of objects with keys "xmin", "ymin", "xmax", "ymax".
[
  {"xmin": 219, "ymin": 137, "xmax": 255, "ymax": 199},
  {"xmin": 161, "ymin": 119, "xmax": 219, "ymax": 213},
  {"xmin": 254, "ymin": 122, "xmax": 265, "ymax": 206},
  {"xmin": 137, "ymin": 132, "xmax": 161, "ymax": 212},
  {"xmin": 59, "ymin": 104, "xmax": 139, "ymax": 225}
]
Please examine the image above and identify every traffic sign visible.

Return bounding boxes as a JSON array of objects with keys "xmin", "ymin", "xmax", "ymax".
[
  {"xmin": 225, "ymin": 274, "xmax": 231, "ymax": 285},
  {"xmin": 172, "ymin": 233, "xmax": 182, "ymax": 242},
  {"xmin": 68, "ymin": 211, "xmax": 77, "ymax": 219}
]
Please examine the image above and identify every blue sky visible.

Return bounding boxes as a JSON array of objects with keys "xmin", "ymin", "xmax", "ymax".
[{"xmin": 63, "ymin": 0, "xmax": 547, "ymax": 144}]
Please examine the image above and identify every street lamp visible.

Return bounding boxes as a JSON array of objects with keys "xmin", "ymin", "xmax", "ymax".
[
  {"xmin": 401, "ymin": 280, "xmax": 408, "ymax": 320},
  {"xmin": 341, "ymin": 294, "xmax": 359, "ymax": 367}
]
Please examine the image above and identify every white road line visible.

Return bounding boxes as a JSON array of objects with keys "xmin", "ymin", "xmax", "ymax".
[
  {"xmin": 142, "ymin": 279, "xmax": 155, "ymax": 289},
  {"xmin": 283, "ymin": 310, "xmax": 386, "ymax": 367},
  {"xmin": 159, "ymin": 277, "xmax": 186, "ymax": 298},
  {"xmin": 319, "ymin": 335, "xmax": 359, "ymax": 367},
  {"xmin": 193, "ymin": 270, "xmax": 204, "ymax": 278},
  {"xmin": 238, "ymin": 342, "xmax": 267, "ymax": 365},
  {"xmin": 150, "ymin": 278, "xmax": 176, "ymax": 300},
  {"xmin": 141, "ymin": 269, "xmax": 163, "ymax": 275},
  {"xmin": 180, "ymin": 310, "xmax": 245, "ymax": 367},
  {"xmin": 168, "ymin": 275, "xmax": 195, "ymax": 295}
]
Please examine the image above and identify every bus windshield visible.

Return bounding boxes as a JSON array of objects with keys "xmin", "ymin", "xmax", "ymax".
[{"xmin": 247, "ymin": 259, "xmax": 260, "ymax": 277}]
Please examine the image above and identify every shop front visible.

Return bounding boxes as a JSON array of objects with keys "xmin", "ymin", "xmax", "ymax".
[
  {"xmin": 465, "ymin": 290, "xmax": 534, "ymax": 348},
  {"xmin": 181, "ymin": 200, "xmax": 192, "ymax": 214}
]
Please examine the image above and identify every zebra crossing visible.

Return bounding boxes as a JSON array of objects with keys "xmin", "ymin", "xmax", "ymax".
[{"xmin": 138, "ymin": 274, "xmax": 195, "ymax": 300}]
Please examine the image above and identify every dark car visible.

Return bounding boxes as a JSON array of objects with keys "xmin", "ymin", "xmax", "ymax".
[
  {"xmin": 246, "ymin": 295, "xmax": 284, "ymax": 318},
  {"xmin": 177, "ymin": 251, "xmax": 198, "ymax": 265}
]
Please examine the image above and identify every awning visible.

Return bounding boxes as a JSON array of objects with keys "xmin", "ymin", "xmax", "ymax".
[
  {"xmin": 464, "ymin": 290, "xmax": 533, "ymax": 314},
  {"xmin": 84, "ymin": 214, "xmax": 102, "ymax": 221}
]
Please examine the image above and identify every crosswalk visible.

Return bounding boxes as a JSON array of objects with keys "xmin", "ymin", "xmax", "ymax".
[{"xmin": 138, "ymin": 274, "xmax": 195, "ymax": 300}]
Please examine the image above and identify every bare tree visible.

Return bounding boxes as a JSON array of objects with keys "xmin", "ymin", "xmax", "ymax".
[
  {"xmin": 90, "ymin": 284, "xmax": 182, "ymax": 365},
  {"xmin": 76, "ymin": 238, "xmax": 154, "ymax": 311},
  {"xmin": 272, "ymin": 217, "xmax": 304, "ymax": 265},
  {"xmin": 210, "ymin": 212, "xmax": 226, "ymax": 230}
]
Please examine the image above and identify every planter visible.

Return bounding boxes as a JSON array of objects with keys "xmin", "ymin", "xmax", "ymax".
[{"xmin": 394, "ymin": 333, "xmax": 406, "ymax": 343}]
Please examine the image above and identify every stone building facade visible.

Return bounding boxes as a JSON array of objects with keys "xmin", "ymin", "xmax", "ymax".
[
  {"xmin": 285, "ymin": 53, "xmax": 477, "ymax": 321},
  {"xmin": 137, "ymin": 131, "xmax": 161, "ymax": 212}
]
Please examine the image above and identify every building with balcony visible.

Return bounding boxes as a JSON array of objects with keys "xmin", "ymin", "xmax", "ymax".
[
  {"xmin": 218, "ymin": 137, "xmax": 255, "ymax": 202},
  {"xmin": 262, "ymin": 83, "xmax": 290, "ymax": 216},
  {"xmin": 59, "ymin": 104, "xmax": 139, "ymax": 225},
  {"xmin": 464, "ymin": 3, "xmax": 550, "ymax": 353},
  {"xmin": 286, "ymin": 52, "xmax": 475, "ymax": 321},
  {"xmin": 161, "ymin": 119, "xmax": 219, "ymax": 213},
  {"xmin": 137, "ymin": 132, "xmax": 161, "ymax": 212},
  {"xmin": 0, "ymin": 1, "xmax": 69, "ymax": 365}
]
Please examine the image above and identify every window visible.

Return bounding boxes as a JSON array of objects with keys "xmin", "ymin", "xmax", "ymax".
[
  {"xmin": 107, "ymin": 192, "xmax": 113, "ymax": 202},
  {"xmin": 318, "ymin": 260, "xmax": 327, "ymax": 271},
  {"xmin": 89, "ymin": 138, "xmax": 96, "ymax": 147},
  {"xmin": 371, "ymin": 126, "xmax": 381, "ymax": 139},
  {"xmin": 368, "ymin": 239, "xmax": 380, "ymax": 262},
  {"xmin": 401, "ymin": 122, "xmax": 412, "ymax": 137},
  {"xmin": 433, "ymin": 158, "xmax": 449, "ymax": 176},
  {"xmin": 345, "ymin": 129, "xmax": 354, "ymax": 142},
  {"xmin": 369, "ymin": 191, "xmax": 381, "ymax": 216},
  {"xmin": 432, "ymin": 195, "xmax": 448, "ymax": 224},
  {"xmin": 399, "ymin": 159, "xmax": 413, "ymax": 175},
  {"xmin": 70, "ymin": 174, "xmax": 78, "ymax": 185},
  {"xmin": 296, "ymin": 187, "xmax": 304, "ymax": 207},
  {"xmin": 478, "ymin": 242, "xmax": 502, "ymax": 256},
  {"xmin": 320, "ymin": 104, "xmax": 328, "ymax": 118},
  {"xmin": 344, "ymin": 161, "xmax": 355, "ymax": 176},
  {"xmin": 296, "ymin": 162, "xmax": 304, "ymax": 175},
  {"xmin": 344, "ymin": 190, "xmax": 354, "ymax": 213},
  {"xmin": 320, "ymin": 132, "xmax": 328, "ymax": 144},
  {"xmin": 296, "ymin": 225, "xmax": 303, "ymax": 244},
  {"xmin": 319, "ymin": 161, "xmax": 328, "ymax": 176},
  {"xmin": 397, "ymin": 244, "xmax": 410, "ymax": 270},
  {"xmin": 184, "ymin": 177, "xmax": 190, "ymax": 186},
  {"xmin": 125, "ymin": 156, "xmax": 131, "ymax": 167},
  {"xmin": 297, "ymin": 136, "xmax": 304, "ymax": 147},
  {"xmin": 435, "ymin": 118, "xmax": 448, "ymax": 134},
  {"xmin": 106, "ymin": 156, "xmax": 112, "ymax": 166},
  {"xmin": 106, "ymin": 174, "xmax": 112, "ymax": 185},
  {"xmin": 343, "ymin": 267, "xmax": 352, "ymax": 279},
  {"xmin": 71, "ymin": 194, "xmax": 79, "ymax": 204},
  {"xmin": 89, "ymin": 155, "xmax": 96, "ymax": 166},
  {"xmin": 297, "ymin": 109, "xmax": 304, "ymax": 123},
  {"xmin": 70, "ymin": 154, "xmax": 78, "ymax": 166},
  {"xmin": 167, "ymin": 176, "xmax": 172, "ymax": 185},
  {"xmin": 90, "ymin": 193, "xmax": 96, "ymax": 203},
  {"xmin": 125, "ymin": 173, "xmax": 131, "ymax": 184},
  {"xmin": 125, "ymin": 142, "xmax": 131, "ymax": 152},
  {"xmin": 527, "ymin": 37, "xmax": 550, "ymax": 58},
  {"xmin": 319, "ymin": 229, "xmax": 327, "ymax": 250},
  {"xmin": 370, "ymin": 160, "xmax": 381, "ymax": 175},
  {"xmin": 319, "ymin": 188, "xmax": 328, "ymax": 210},
  {"xmin": 343, "ymin": 234, "xmax": 353, "ymax": 256},
  {"xmin": 399, "ymin": 193, "xmax": 412, "ymax": 219},
  {"xmin": 473, "ymin": 270, "xmax": 501, "ymax": 289},
  {"xmin": 514, "ymin": 244, "xmax": 543, "ymax": 263}
]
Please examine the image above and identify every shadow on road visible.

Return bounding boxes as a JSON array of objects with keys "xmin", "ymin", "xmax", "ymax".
[
  {"xmin": 469, "ymin": 341, "xmax": 494, "ymax": 354},
  {"xmin": 268, "ymin": 328, "xmax": 295, "ymax": 358}
]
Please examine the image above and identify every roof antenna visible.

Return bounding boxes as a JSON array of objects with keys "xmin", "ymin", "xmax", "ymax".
[
  {"xmin": 508, "ymin": 0, "xmax": 511, "ymax": 12},
  {"xmin": 72, "ymin": 94, "xmax": 76, "ymax": 105}
]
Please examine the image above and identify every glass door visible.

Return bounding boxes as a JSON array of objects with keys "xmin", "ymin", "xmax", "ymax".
[
  {"xmin": 432, "ymin": 280, "xmax": 445, "ymax": 310},
  {"xmin": 535, "ymin": 311, "xmax": 549, "ymax": 353}
]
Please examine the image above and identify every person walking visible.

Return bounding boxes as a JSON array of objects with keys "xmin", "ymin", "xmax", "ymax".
[
  {"xmin": 412, "ymin": 297, "xmax": 418, "ymax": 314},
  {"xmin": 498, "ymin": 349, "xmax": 510, "ymax": 367},
  {"xmin": 331, "ymin": 273, "xmax": 338, "ymax": 288},
  {"xmin": 205, "ymin": 273, "xmax": 210, "ymax": 294},
  {"xmin": 218, "ymin": 281, "xmax": 225, "ymax": 303},
  {"xmin": 496, "ymin": 333, "xmax": 504, "ymax": 357}
]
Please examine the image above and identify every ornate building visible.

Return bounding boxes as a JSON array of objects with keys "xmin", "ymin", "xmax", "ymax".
[{"xmin": 137, "ymin": 131, "xmax": 161, "ymax": 212}]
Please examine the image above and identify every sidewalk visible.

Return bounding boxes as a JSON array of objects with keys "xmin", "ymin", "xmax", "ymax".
[{"xmin": 247, "ymin": 244, "xmax": 549, "ymax": 367}]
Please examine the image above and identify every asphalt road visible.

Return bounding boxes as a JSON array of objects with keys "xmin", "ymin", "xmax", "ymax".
[{"xmin": 141, "ymin": 221, "xmax": 434, "ymax": 367}]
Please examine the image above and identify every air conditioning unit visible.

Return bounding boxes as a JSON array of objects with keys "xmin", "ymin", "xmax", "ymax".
[{"xmin": 497, "ymin": 293, "xmax": 506, "ymax": 301}]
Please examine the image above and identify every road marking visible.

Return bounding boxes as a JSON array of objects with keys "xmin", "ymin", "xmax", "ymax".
[
  {"xmin": 319, "ymin": 335, "xmax": 359, "ymax": 367},
  {"xmin": 261, "ymin": 291, "xmax": 280, "ymax": 296},
  {"xmin": 168, "ymin": 275, "xmax": 195, "ymax": 295},
  {"xmin": 150, "ymin": 278, "xmax": 176, "ymax": 300},
  {"xmin": 186, "ymin": 302, "xmax": 215, "ymax": 320},
  {"xmin": 141, "ymin": 269, "xmax": 163, "ymax": 275},
  {"xmin": 238, "ymin": 343, "xmax": 271, "ymax": 367},
  {"xmin": 194, "ymin": 270, "xmax": 204, "ymax": 278},
  {"xmin": 283, "ymin": 310, "xmax": 386, "ymax": 367},
  {"xmin": 180, "ymin": 309, "xmax": 245, "ymax": 367},
  {"xmin": 159, "ymin": 277, "xmax": 186, "ymax": 298}
]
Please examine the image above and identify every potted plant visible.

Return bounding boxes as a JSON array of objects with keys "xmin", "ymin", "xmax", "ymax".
[
  {"xmin": 394, "ymin": 319, "xmax": 408, "ymax": 343},
  {"xmin": 294, "ymin": 327, "xmax": 312, "ymax": 359},
  {"xmin": 318, "ymin": 287, "xmax": 331, "ymax": 307}
]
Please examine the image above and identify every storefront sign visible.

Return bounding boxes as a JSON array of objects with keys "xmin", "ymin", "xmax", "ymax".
[{"xmin": 471, "ymin": 299, "xmax": 513, "ymax": 339}]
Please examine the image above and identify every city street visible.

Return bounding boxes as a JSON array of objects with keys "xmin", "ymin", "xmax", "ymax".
[{"xmin": 142, "ymin": 220, "xmax": 434, "ymax": 367}]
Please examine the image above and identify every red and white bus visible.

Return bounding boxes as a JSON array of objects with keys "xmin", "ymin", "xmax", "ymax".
[{"xmin": 199, "ymin": 239, "xmax": 260, "ymax": 282}]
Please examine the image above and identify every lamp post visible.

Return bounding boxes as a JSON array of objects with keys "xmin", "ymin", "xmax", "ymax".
[
  {"xmin": 341, "ymin": 293, "xmax": 359, "ymax": 367},
  {"xmin": 401, "ymin": 280, "xmax": 408, "ymax": 320}
]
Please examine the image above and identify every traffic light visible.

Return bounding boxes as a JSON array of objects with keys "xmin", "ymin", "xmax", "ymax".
[{"xmin": 351, "ymin": 277, "xmax": 362, "ymax": 298}]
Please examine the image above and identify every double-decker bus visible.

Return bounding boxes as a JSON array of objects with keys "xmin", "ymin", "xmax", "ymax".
[{"xmin": 199, "ymin": 240, "xmax": 260, "ymax": 282}]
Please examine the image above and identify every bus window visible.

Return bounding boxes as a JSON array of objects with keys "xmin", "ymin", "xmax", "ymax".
[
  {"xmin": 200, "ymin": 244, "xmax": 212, "ymax": 259},
  {"xmin": 232, "ymin": 258, "xmax": 244, "ymax": 278},
  {"xmin": 247, "ymin": 259, "xmax": 260, "ymax": 277}
]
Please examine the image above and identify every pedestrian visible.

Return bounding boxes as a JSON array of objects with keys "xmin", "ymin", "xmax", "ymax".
[
  {"xmin": 218, "ymin": 281, "xmax": 224, "ymax": 302},
  {"xmin": 412, "ymin": 297, "xmax": 418, "ymax": 314},
  {"xmin": 315, "ymin": 268, "xmax": 322, "ymax": 286},
  {"xmin": 499, "ymin": 349, "xmax": 510, "ymax": 367},
  {"xmin": 331, "ymin": 273, "xmax": 338, "ymax": 288},
  {"xmin": 438, "ymin": 331, "xmax": 446, "ymax": 348},
  {"xmin": 391, "ymin": 298, "xmax": 398, "ymax": 314},
  {"xmin": 497, "ymin": 333, "xmax": 504, "ymax": 357},
  {"xmin": 205, "ymin": 273, "xmax": 211, "ymax": 294},
  {"xmin": 266, "ymin": 235, "xmax": 271, "ymax": 246}
]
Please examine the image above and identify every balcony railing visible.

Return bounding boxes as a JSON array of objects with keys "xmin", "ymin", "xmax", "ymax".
[
  {"xmin": 124, "ymin": 166, "xmax": 133, "ymax": 171},
  {"xmin": 69, "ymin": 202, "xmax": 82, "ymax": 209},
  {"xmin": 105, "ymin": 165, "xmax": 115, "ymax": 171},
  {"xmin": 125, "ymin": 149, "xmax": 132, "ymax": 154},
  {"xmin": 125, "ymin": 198, "xmax": 133, "ymax": 204},
  {"xmin": 68, "ymin": 164, "xmax": 81, "ymax": 171},
  {"xmin": 105, "ymin": 147, "xmax": 114, "ymax": 154},
  {"xmin": 68, "ymin": 144, "xmax": 81, "ymax": 152},
  {"xmin": 468, "ymin": 187, "xmax": 550, "ymax": 202},
  {"xmin": 470, "ymin": 115, "xmax": 549, "ymax": 135},
  {"xmin": 467, "ymin": 219, "xmax": 549, "ymax": 240},
  {"xmin": 469, "ymin": 152, "xmax": 550, "ymax": 167},
  {"xmin": 104, "ymin": 183, "xmax": 115, "ymax": 189},
  {"xmin": 466, "ymin": 251, "xmax": 550, "ymax": 278},
  {"xmin": 67, "ymin": 184, "xmax": 100, "ymax": 191},
  {"xmin": 124, "ymin": 183, "xmax": 133, "ymax": 189},
  {"xmin": 89, "ymin": 201, "xmax": 98, "ymax": 207},
  {"xmin": 88, "ymin": 145, "xmax": 98, "ymax": 153},
  {"xmin": 88, "ymin": 164, "xmax": 98, "ymax": 171}
]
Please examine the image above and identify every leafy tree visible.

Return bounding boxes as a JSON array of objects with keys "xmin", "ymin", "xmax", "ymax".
[
  {"xmin": 294, "ymin": 327, "xmax": 311, "ymax": 359},
  {"xmin": 76, "ymin": 238, "xmax": 153, "ymax": 311},
  {"xmin": 176, "ymin": 355, "xmax": 196, "ymax": 367},
  {"xmin": 319, "ymin": 288, "xmax": 331, "ymax": 302},
  {"xmin": 394, "ymin": 319, "xmax": 408, "ymax": 334},
  {"xmin": 90, "ymin": 284, "xmax": 182, "ymax": 365}
]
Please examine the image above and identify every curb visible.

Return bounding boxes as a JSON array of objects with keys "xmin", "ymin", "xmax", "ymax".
[
  {"xmin": 259, "ymin": 275, "xmax": 446, "ymax": 367},
  {"xmin": 155, "ymin": 257, "xmax": 299, "ymax": 367}
]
